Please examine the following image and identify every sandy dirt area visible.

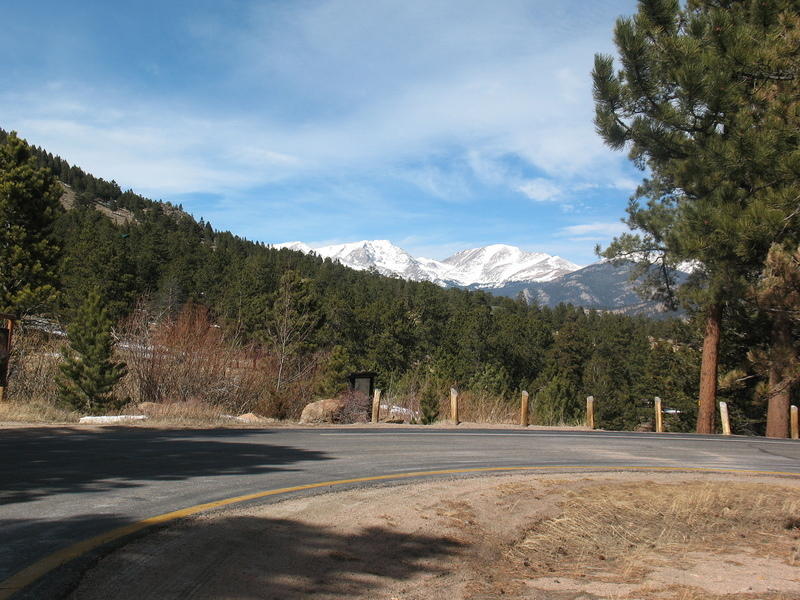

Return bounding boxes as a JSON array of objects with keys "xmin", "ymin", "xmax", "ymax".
[{"xmin": 70, "ymin": 472, "xmax": 800, "ymax": 600}]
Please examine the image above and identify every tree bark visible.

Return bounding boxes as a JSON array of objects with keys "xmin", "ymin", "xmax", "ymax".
[
  {"xmin": 696, "ymin": 303, "xmax": 721, "ymax": 434},
  {"xmin": 765, "ymin": 312, "xmax": 792, "ymax": 438}
]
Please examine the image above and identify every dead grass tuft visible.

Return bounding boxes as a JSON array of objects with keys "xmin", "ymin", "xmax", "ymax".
[
  {"xmin": 516, "ymin": 481, "xmax": 800, "ymax": 580},
  {"xmin": 0, "ymin": 398, "xmax": 78, "ymax": 423}
]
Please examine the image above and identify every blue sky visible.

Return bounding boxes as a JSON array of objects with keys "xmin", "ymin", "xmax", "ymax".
[{"xmin": 1, "ymin": 0, "xmax": 642, "ymax": 265}]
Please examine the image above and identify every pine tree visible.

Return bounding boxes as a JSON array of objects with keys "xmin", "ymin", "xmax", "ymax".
[
  {"xmin": 58, "ymin": 289, "xmax": 127, "ymax": 414},
  {"xmin": 419, "ymin": 381, "xmax": 440, "ymax": 425},
  {"xmin": 751, "ymin": 244, "xmax": 800, "ymax": 437},
  {"xmin": 0, "ymin": 132, "xmax": 62, "ymax": 315},
  {"xmin": 315, "ymin": 344, "xmax": 354, "ymax": 398},
  {"xmin": 593, "ymin": 0, "xmax": 800, "ymax": 433},
  {"xmin": 261, "ymin": 270, "xmax": 321, "ymax": 417}
]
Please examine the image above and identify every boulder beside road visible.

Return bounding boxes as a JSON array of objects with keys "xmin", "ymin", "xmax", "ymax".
[{"xmin": 299, "ymin": 398, "xmax": 347, "ymax": 424}]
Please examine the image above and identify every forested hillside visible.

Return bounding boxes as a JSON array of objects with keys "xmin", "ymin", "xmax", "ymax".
[{"xmin": 0, "ymin": 129, "xmax": 774, "ymax": 431}]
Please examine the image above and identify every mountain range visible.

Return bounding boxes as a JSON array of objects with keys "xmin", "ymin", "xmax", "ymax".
[
  {"xmin": 276, "ymin": 240, "xmax": 684, "ymax": 315},
  {"xmin": 276, "ymin": 240, "xmax": 581, "ymax": 288}
]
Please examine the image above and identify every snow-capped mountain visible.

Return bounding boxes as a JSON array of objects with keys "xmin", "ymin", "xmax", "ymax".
[
  {"xmin": 441, "ymin": 244, "xmax": 579, "ymax": 287},
  {"xmin": 275, "ymin": 240, "xmax": 581, "ymax": 287}
]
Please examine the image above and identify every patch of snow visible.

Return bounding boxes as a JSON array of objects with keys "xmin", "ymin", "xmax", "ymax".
[{"xmin": 79, "ymin": 415, "xmax": 148, "ymax": 424}]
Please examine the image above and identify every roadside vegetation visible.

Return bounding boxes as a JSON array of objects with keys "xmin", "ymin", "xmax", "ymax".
[
  {"xmin": 1, "ymin": 2, "xmax": 798, "ymax": 433},
  {"xmin": 0, "ymin": 122, "xmax": 787, "ymax": 433}
]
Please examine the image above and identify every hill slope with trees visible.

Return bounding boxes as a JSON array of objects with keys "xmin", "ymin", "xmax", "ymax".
[{"xmin": 0, "ymin": 127, "xmax": 783, "ymax": 433}]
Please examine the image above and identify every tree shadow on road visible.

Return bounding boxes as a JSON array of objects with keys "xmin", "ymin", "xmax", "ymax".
[
  {"xmin": 0, "ymin": 427, "xmax": 330, "ymax": 504},
  {"xmin": 71, "ymin": 514, "xmax": 465, "ymax": 600}
]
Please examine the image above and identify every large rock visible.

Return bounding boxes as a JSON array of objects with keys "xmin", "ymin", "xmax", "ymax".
[{"xmin": 299, "ymin": 398, "xmax": 347, "ymax": 424}]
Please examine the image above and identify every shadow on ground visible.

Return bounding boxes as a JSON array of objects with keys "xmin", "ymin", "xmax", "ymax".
[
  {"xmin": 0, "ymin": 427, "xmax": 330, "ymax": 504},
  {"xmin": 71, "ymin": 514, "xmax": 465, "ymax": 600}
]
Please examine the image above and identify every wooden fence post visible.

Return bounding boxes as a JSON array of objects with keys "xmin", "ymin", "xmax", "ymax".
[
  {"xmin": 450, "ymin": 388, "xmax": 459, "ymax": 425},
  {"xmin": 586, "ymin": 396, "xmax": 594, "ymax": 429},
  {"xmin": 719, "ymin": 401, "xmax": 731, "ymax": 435},
  {"xmin": 654, "ymin": 396, "xmax": 663, "ymax": 433},
  {"xmin": 0, "ymin": 316, "xmax": 15, "ymax": 403},
  {"xmin": 791, "ymin": 405, "xmax": 799, "ymax": 440},
  {"xmin": 520, "ymin": 390, "xmax": 529, "ymax": 427},
  {"xmin": 371, "ymin": 389, "xmax": 381, "ymax": 423}
]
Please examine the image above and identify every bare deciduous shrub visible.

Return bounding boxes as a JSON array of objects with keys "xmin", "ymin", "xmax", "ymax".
[
  {"xmin": 118, "ymin": 303, "xmax": 267, "ymax": 415},
  {"xmin": 256, "ymin": 350, "xmax": 324, "ymax": 420},
  {"xmin": 117, "ymin": 302, "xmax": 325, "ymax": 420},
  {"xmin": 335, "ymin": 389, "xmax": 370, "ymax": 423}
]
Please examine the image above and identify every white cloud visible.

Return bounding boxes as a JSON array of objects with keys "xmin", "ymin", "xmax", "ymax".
[
  {"xmin": 559, "ymin": 221, "xmax": 630, "ymax": 238},
  {"xmin": 2, "ymin": 1, "xmax": 641, "ymax": 202},
  {"xmin": 612, "ymin": 177, "xmax": 640, "ymax": 191},
  {"xmin": 518, "ymin": 178, "xmax": 563, "ymax": 202}
]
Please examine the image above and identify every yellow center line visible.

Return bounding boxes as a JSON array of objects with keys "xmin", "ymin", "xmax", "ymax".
[{"xmin": 1, "ymin": 465, "xmax": 798, "ymax": 599}]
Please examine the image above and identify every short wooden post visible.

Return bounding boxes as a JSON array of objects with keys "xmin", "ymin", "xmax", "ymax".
[
  {"xmin": 450, "ymin": 388, "xmax": 459, "ymax": 425},
  {"xmin": 791, "ymin": 405, "xmax": 799, "ymax": 440},
  {"xmin": 519, "ymin": 390, "xmax": 529, "ymax": 427},
  {"xmin": 586, "ymin": 396, "xmax": 594, "ymax": 429},
  {"xmin": 719, "ymin": 401, "xmax": 731, "ymax": 435},
  {"xmin": 371, "ymin": 389, "xmax": 381, "ymax": 423},
  {"xmin": 654, "ymin": 396, "xmax": 663, "ymax": 433}
]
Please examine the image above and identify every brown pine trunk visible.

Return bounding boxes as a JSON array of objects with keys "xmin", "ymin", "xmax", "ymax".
[
  {"xmin": 696, "ymin": 303, "xmax": 721, "ymax": 434},
  {"xmin": 765, "ymin": 312, "xmax": 791, "ymax": 438}
]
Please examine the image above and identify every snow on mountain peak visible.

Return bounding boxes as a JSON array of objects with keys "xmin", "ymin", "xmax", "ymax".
[
  {"xmin": 275, "ymin": 240, "xmax": 581, "ymax": 288},
  {"xmin": 274, "ymin": 241, "xmax": 314, "ymax": 253},
  {"xmin": 441, "ymin": 244, "xmax": 578, "ymax": 286}
]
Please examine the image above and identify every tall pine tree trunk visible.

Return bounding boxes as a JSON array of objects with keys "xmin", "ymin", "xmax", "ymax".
[
  {"xmin": 765, "ymin": 312, "xmax": 791, "ymax": 438},
  {"xmin": 696, "ymin": 303, "xmax": 721, "ymax": 434}
]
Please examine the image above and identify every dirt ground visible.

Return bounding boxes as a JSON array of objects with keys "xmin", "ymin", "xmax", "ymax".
[{"xmin": 70, "ymin": 472, "xmax": 800, "ymax": 600}]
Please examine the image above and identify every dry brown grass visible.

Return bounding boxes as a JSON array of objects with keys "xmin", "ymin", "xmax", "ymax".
[
  {"xmin": 515, "ymin": 481, "xmax": 800, "ymax": 581},
  {"xmin": 0, "ymin": 398, "xmax": 78, "ymax": 423},
  {"xmin": 0, "ymin": 325, "xmax": 79, "ymax": 422},
  {"xmin": 456, "ymin": 390, "xmax": 518, "ymax": 424},
  {"xmin": 387, "ymin": 387, "xmax": 520, "ymax": 424},
  {"xmin": 4, "ymin": 325, "xmax": 63, "ymax": 405}
]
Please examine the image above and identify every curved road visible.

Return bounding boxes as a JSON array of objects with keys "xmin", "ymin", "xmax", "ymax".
[{"xmin": 1, "ymin": 425, "xmax": 799, "ymax": 597}]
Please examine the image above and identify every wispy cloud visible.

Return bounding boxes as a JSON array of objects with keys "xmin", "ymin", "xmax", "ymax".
[
  {"xmin": 1, "ymin": 0, "xmax": 641, "ymax": 265},
  {"xmin": 518, "ymin": 178, "xmax": 563, "ymax": 202},
  {"xmin": 559, "ymin": 221, "xmax": 630, "ymax": 238}
]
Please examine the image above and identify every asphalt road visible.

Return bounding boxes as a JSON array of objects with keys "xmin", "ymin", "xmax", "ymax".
[{"xmin": 1, "ymin": 425, "xmax": 799, "ymax": 597}]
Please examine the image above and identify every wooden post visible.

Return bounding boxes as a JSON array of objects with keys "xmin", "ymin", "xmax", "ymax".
[
  {"xmin": 371, "ymin": 389, "xmax": 381, "ymax": 423},
  {"xmin": 791, "ymin": 406, "xmax": 799, "ymax": 440},
  {"xmin": 450, "ymin": 388, "xmax": 459, "ymax": 425},
  {"xmin": 586, "ymin": 396, "xmax": 594, "ymax": 429},
  {"xmin": 654, "ymin": 396, "xmax": 663, "ymax": 433},
  {"xmin": 519, "ymin": 390, "xmax": 529, "ymax": 427},
  {"xmin": 719, "ymin": 401, "xmax": 731, "ymax": 435},
  {"xmin": 0, "ymin": 316, "xmax": 15, "ymax": 403}
]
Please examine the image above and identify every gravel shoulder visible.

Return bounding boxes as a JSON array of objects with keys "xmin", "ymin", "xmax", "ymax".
[{"xmin": 70, "ymin": 471, "xmax": 800, "ymax": 600}]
